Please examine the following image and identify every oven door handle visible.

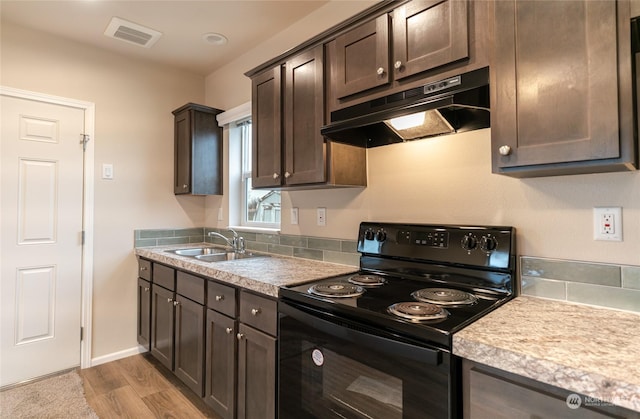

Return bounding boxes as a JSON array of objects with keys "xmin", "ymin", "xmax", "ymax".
[{"xmin": 279, "ymin": 301, "xmax": 443, "ymax": 366}]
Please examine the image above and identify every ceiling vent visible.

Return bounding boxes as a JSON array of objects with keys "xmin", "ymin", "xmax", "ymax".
[{"xmin": 104, "ymin": 17, "xmax": 162, "ymax": 48}]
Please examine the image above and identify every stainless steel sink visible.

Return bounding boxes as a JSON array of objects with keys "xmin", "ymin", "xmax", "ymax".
[
  {"xmin": 168, "ymin": 247, "xmax": 267, "ymax": 262},
  {"xmin": 194, "ymin": 252, "xmax": 265, "ymax": 262},
  {"xmin": 170, "ymin": 247, "xmax": 222, "ymax": 257}
]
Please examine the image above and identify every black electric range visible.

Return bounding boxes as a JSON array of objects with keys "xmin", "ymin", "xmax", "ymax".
[{"xmin": 280, "ymin": 222, "xmax": 517, "ymax": 350}]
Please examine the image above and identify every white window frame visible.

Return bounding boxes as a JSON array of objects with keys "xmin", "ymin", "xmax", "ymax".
[{"xmin": 216, "ymin": 102, "xmax": 280, "ymax": 232}]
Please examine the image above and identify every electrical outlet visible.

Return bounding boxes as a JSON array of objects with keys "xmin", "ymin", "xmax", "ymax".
[
  {"xmin": 291, "ymin": 208, "xmax": 299, "ymax": 225},
  {"xmin": 317, "ymin": 207, "xmax": 326, "ymax": 226},
  {"xmin": 593, "ymin": 207, "xmax": 622, "ymax": 241}
]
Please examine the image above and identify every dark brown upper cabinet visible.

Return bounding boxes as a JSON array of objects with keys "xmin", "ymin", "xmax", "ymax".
[
  {"xmin": 332, "ymin": 0, "xmax": 469, "ymax": 100},
  {"xmin": 172, "ymin": 103, "xmax": 224, "ymax": 195},
  {"xmin": 251, "ymin": 45, "xmax": 366, "ymax": 190},
  {"xmin": 491, "ymin": 0, "xmax": 636, "ymax": 177}
]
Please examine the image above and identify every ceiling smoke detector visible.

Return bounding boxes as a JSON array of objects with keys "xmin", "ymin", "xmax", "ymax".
[{"xmin": 104, "ymin": 17, "xmax": 162, "ymax": 48}]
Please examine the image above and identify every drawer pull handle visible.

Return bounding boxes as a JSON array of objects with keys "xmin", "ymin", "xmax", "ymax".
[
  {"xmin": 225, "ymin": 327, "xmax": 233, "ymax": 334},
  {"xmin": 215, "ymin": 295, "xmax": 224, "ymax": 301},
  {"xmin": 140, "ymin": 266, "xmax": 148, "ymax": 271},
  {"xmin": 144, "ymin": 287, "xmax": 149, "ymax": 292},
  {"xmin": 251, "ymin": 308, "xmax": 261, "ymax": 316},
  {"xmin": 237, "ymin": 333, "xmax": 245, "ymax": 340}
]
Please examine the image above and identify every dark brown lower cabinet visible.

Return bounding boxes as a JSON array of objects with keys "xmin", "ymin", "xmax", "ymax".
[
  {"xmin": 150, "ymin": 284, "xmax": 175, "ymax": 370},
  {"xmin": 463, "ymin": 359, "xmax": 637, "ymax": 419},
  {"xmin": 237, "ymin": 323, "xmax": 277, "ymax": 419},
  {"xmin": 150, "ymin": 282, "xmax": 206, "ymax": 397},
  {"xmin": 204, "ymin": 309, "xmax": 237, "ymax": 419},
  {"xmin": 174, "ymin": 294, "xmax": 206, "ymax": 396},
  {"xmin": 137, "ymin": 277, "xmax": 151, "ymax": 350}
]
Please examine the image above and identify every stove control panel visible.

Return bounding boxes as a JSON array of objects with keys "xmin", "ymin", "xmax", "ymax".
[{"xmin": 358, "ymin": 222, "xmax": 515, "ymax": 270}]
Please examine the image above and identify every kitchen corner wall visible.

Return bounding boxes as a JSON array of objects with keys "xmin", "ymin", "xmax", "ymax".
[{"xmin": 1, "ymin": 22, "xmax": 207, "ymax": 359}]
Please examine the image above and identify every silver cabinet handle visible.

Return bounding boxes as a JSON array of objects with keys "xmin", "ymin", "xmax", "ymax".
[
  {"xmin": 394, "ymin": 60, "xmax": 402, "ymax": 70},
  {"xmin": 173, "ymin": 300, "xmax": 179, "ymax": 306},
  {"xmin": 284, "ymin": 171, "xmax": 291, "ymax": 178},
  {"xmin": 251, "ymin": 308, "xmax": 261, "ymax": 316},
  {"xmin": 237, "ymin": 333, "xmax": 245, "ymax": 340},
  {"xmin": 144, "ymin": 287, "xmax": 149, "ymax": 292},
  {"xmin": 498, "ymin": 145, "xmax": 512, "ymax": 156},
  {"xmin": 225, "ymin": 327, "xmax": 233, "ymax": 334},
  {"xmin": 140, "ymin": 266, "xmax": 148, "ymax": 271},
  {"xmin": 376, "ymin": 67, "xmax": 385, "ymax": 76},
  {"xmin": 182, "ymin": 184, "xmax": 188, "ymax": 189},
  {"xmin": 215, "ymin": 295, "xmax": 224, "ymax": 301},
  {"xmin": 167, "ymin": 298, "xmax": 173, "ymax": 303},
  {"xmin": 272, "ymin": 173, "xmax": 279, "ymax": 179}
]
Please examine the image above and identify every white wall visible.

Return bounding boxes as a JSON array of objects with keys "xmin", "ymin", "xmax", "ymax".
[
  {"xmin": 204, "ymin": 2, "xmax": 640, "ymax": 267},
  {"xmin": 1, "ymin": 22, "xmax": 207, "ymax": 358}
]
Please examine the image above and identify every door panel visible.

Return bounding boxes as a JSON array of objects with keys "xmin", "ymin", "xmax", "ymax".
[
  {"xmin": 252, "ymin": 67, "xmax": 282, "ymax": 188},
  {"xmin": 1, "ymin": 95, "xmax": 84, "ymax": 387}
]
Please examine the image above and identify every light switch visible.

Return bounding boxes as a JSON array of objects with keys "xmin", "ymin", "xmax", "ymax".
[{"xmin": 102, "ymin": 164, "xmax": 113, "ymax": 180}]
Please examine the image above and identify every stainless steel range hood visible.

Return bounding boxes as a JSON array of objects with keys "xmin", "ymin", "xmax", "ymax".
[{"xmin": 321, "ymin": 67, "xmax": 490, "ymax": 148}]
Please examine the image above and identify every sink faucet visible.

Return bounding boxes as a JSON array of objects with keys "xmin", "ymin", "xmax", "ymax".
[{"xmin": 208, "ymin": 228, "xmax": 245, "ymax": 253}]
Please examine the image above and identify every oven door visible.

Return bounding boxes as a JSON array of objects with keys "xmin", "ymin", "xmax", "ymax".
[{"xmin": 278, "ymin": 300, "xmax": 459, "ymax": 419}]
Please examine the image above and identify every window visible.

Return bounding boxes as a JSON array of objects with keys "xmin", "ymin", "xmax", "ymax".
[{"xmin": 239, "ymin": 120, "xmax": 280, "ymax": 228}]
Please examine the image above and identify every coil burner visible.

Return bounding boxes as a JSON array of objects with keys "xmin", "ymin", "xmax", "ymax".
[
  {"xmin": 387, "ymin": 302, "xmax": 449, "ymax": 322},
  {"xmin": 348, "ymin": 274, "xmax": 386, "ymax": 287},
  {"xmin": 412, "ymin": 288, "xmax": 478, "ymax": 307},
  {"xmin": 308, "ymin": 282, "xmax": 365, "ymax": 298}
]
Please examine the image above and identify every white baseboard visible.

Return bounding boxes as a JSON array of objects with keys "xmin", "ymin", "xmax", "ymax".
[{"xmin": 88, "ymin": 345, "xmax": 148, "ymax": 367}]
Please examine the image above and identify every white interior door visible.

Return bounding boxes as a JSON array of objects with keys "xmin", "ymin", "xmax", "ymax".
[{"xmin": 1, "ymin": 94, "xmax": 85, "ymax": 386}]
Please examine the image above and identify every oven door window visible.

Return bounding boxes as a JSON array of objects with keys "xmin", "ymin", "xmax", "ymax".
[{"xmin": 279, "ymin": 304, "xmax": 455, "ymax": 419}]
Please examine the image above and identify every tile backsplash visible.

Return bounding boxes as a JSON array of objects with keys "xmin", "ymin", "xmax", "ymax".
[
  {"xmin": 521, "ymin": 256, "xmax": 640, "ymax": 313},
  {"xmin": 134, "ymin": 229, "xmax": 639, "ymax": 313},
  {"xmin": 134, "ymin": 227, "xmax": 360, "ymax": 267}
]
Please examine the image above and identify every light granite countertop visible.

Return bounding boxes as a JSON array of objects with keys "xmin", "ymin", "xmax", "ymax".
[
  {"xmin": 453, "ymin": 295, "xmax": 640, "ymax": 413},
  {"xmin": 134, "ymin": 243, "xmax": 357, "ymax": 297}
]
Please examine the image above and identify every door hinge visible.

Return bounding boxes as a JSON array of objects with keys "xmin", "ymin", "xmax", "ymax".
[
  {"xmin": 80, "ymin": 134, "xmax": 91, "ymax": 151},
  {"xmin": 80, "ymin": 327, "xmax": 84, "ymax": 341},
  {"xmin": 81, "ymin": 230, "xmax": 85, "ymax": 245}
]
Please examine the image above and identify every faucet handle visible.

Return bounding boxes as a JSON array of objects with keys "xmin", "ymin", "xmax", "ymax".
[
  {"xmin": 237, "ymin": 237, "xmax": 245, "ymax": 253},
  {"xmin": 228, "ymin": 228, "xmax": 238, "ymax": 238}
]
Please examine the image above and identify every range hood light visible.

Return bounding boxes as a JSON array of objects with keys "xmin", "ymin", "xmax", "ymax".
[{"xmin": 388, "ymin": 112, "xmax": 426, "ymax": 130}]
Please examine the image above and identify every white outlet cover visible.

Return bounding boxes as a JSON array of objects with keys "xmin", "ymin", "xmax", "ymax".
[
  {"xmin": 593, "ymin": 207, "xmax": 622, "ymax": 241},
  {"xmin": 102, "ymin": 163, "xmax": 113, "ymax": 180},
  {"xmin": 317, "ymin": 207, "xmax": 326, "ymax": 226}
]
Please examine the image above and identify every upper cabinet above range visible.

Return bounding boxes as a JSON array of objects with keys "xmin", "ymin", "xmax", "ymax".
[
  {"xmin": 331, "ymin": 0, "xmax": 469, "ymax": 100},
  {"xmin": 491, "ymin": 0, "xmax": 637, "ymax": 177}
]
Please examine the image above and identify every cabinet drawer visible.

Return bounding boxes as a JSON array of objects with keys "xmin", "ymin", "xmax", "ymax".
[
  {"xmin": 153, "ymin": 263, "xmax": 175, "ymax": 291},
  {"xmin": 138, "ymin": 258, "xmax": 151, "ymax": 281},
  {"xmin": 177, "ymin": 271, "xmax": 205, "ymax": 305},
  {"xmin": 239, "ymin": 291, "xmax": 277, "ymax": 336},
  {"xmin": 207, "ymin": 281, "xmax": 237, "ymax": 318}
]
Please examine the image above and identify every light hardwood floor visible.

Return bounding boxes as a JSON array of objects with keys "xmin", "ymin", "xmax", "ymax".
[{"xmin": 80, "ymin": 353, "xmax": 221, "ymax": 418}]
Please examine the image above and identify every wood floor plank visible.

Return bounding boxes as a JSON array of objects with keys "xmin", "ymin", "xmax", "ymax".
[
  {"xmin": 118, "ymin": 357, "xmax": 171, "ymax": 398},
  {"xmin": 143, "ymin": 387, "xmax": 211, "ymax": 418},
  {"xmin": 89, "ymin": 385, "xmax": 156, "ymax": 419},
  {"xmin": 81, "ymin": 361, "xmax": 129, "ymax": 396}
]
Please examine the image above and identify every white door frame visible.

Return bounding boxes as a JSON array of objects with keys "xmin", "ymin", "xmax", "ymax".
[{"xmin": 1, "ymin": 86, "xmax": 94, "ymax": 369}]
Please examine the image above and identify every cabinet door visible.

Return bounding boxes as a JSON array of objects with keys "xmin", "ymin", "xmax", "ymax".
[
  {"xmin": 492, "ymin": 0, "xmax": 621, "ymax": 171},
  {"xmin": 284, "ymin": 45, "xmax": 326, "ymax": 185},
  {"xmin": 252, "ymin": 66, "xmax": 282, "ymax": 188},
  {"xmin": 237, "ymin": 324, "xmax": 276, "ymax": 419},
  {"xmin": 333, "ymin": 14, "xmax": 390, "ymax": 99},
  {"xmin": 137, "ymin": 278, "xmax": 151, "ymax": 351},
  {"xmin": 174, "ymin": 294, "xmax": 205, "ymax": 397},
  {"xmin": 204, "ymin": 309, "xmax": 237, "ymax": 419},
  {"xmin": 150, "ymin": 285, "xmax": 174, "ymax": 370},
  {"xmin": 173, "ymin": 108, "xmax": 192, "ymax": 194},
  {"xmin": 393, "ymin": 0, "xmax": 469, "ymax": 80}
]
